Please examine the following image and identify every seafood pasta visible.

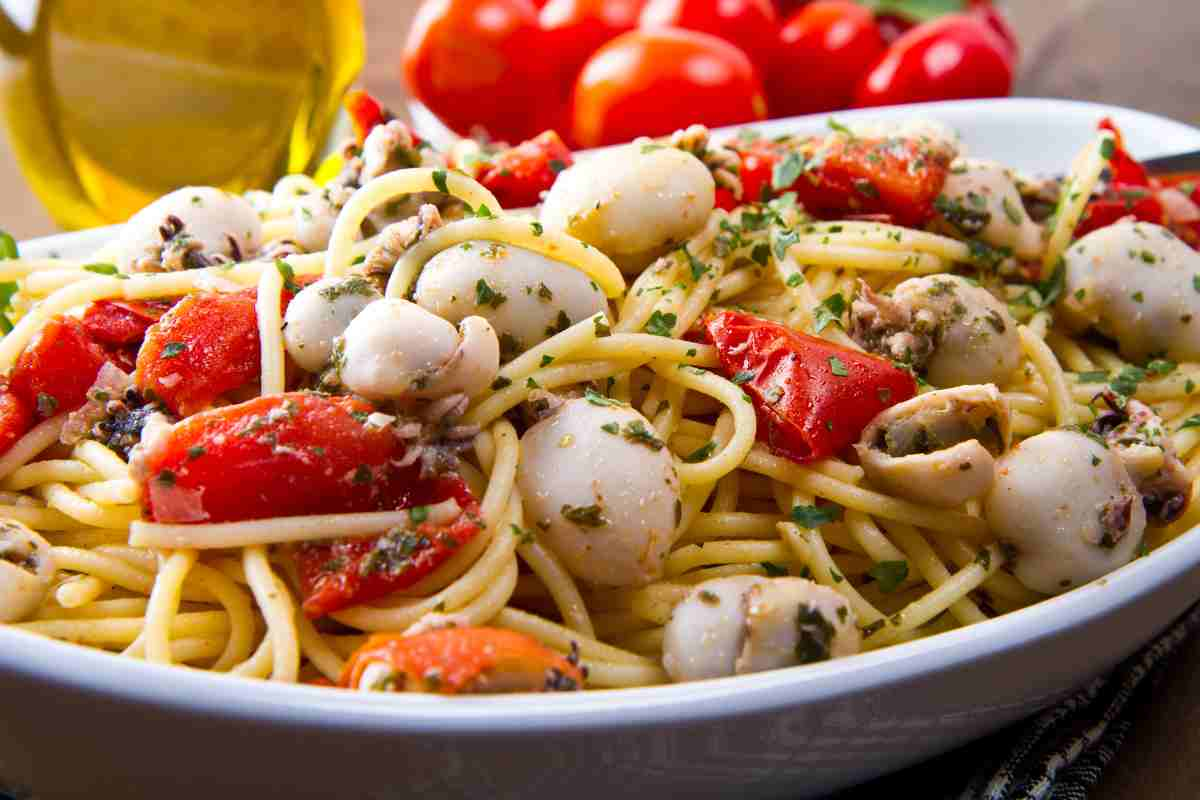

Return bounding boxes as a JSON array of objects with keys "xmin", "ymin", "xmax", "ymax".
[{"xmin": 2, "ymin": 97, "xmax": 1200, "ymax": 694}]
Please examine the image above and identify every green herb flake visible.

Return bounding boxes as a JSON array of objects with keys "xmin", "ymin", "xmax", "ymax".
[
  {"xmin": 786, "ymin": 273, "xmax": 804, "ymax": 288},
  {"xmin": 431, "ymin": 169, "xmax": 449, "ymax": 194},
  {"xmin": 475, "ymin": 278, "xmax": 507, "ymax": 308},
  {"xmin": 83, "ymin": 262, "xmax": 120, "ymax": 276},
  {"xmin": 274, "ymin": 259, "xmax": 299, "ymax": 292},
  {"xmin": 561, "ymin": 503, "xmax": 608, "ymax": 527},
  {"xmin": 600, "ymin": 422, "xmax": 619, "ymax": 435},
  {"xmin": 772, "ymin": 152, "xmax": 804, "ymax": 191},
  {"xmin": 584, "ymin": 388, "xmax": 624, "ymax": 407},
  {"xmin": 409, "ymin": 505, "xmax": 430, "ymax": 523},
  {"xmin": 760, "ymin": 561, "xmax": 789, "ymax": 577},
  {"xmin": 791, "ymin": 503, "xmax": 843, "ymax": 528},
  {"xmin": 868, "ymin": 560, "xmax": 909, "ymax": 593},
  {"xmin": 1100, "ymin": 138, "xmax": 1116, "ymax": 161},
  {"xmin": 643, "ymin": 310, "xmax": 677, "ymax": 337},
  {"xmin": 683, "ymin": 440, "xmax": 717, "ymax": 463},
  {"xmin": 751, "ymin": 243, "xmax": 770, "ymax": 266},
  {"xmin": 161, "ymin": 342, "xmax": 187, "ymax": 359},
  {"xmin": 828, "ymin": 356, "xmax": 848, "ymax": 377},
  {"xmin": 529, "ymin": 221, "xmax": 544, "ymax": 236},
  {"xmin": 186, "ymin": 446, "xmax": 206, "ymax": 460},
  {"xmin": 491, "ymin": 376, "xmax": 512, "ymax": 390},
  {"xmin": 731, "ymin": 370, "xmax": 755, "ymax": 385},
  {"xmin": 812, "ymin": 293, "xmax": 847, "ymax": 333}
]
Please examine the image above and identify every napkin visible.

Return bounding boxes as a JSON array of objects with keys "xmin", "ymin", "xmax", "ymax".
[{"xmin": 841, "ymin": 600, "xmax": 1200, "ymax": 799}]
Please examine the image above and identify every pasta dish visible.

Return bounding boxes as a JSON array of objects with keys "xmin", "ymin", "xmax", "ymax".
[{"xmin": 0, "ymin": 97, "xmax": 1197, "ymax": 694}]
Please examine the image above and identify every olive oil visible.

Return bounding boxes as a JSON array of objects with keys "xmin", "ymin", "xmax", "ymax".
[{"xmin": 0, "ymin": 0, "xmax": 364, "ymax": 229}]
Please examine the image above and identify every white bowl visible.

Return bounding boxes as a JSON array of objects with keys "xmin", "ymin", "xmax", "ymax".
[{"xmin": 4, "ymin": 98, "xmax": 1200, "ymax": 800}]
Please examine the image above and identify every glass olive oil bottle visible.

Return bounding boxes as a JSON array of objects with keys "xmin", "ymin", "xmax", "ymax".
[{"xmin": 0, "ymin": 0, "xmax": 364, "ymax": 229}]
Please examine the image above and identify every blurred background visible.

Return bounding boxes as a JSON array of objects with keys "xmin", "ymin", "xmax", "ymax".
[{"xmin": 0, "ymin": 0, "xmax": 1197, "ymax": 239}]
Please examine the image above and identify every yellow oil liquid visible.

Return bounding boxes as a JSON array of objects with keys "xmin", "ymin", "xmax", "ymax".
[{"xmin": 0, "ymin": 0, "xmax": 364, "ymax": 229}]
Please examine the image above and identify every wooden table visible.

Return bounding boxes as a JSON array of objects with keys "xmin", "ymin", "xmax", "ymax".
[{"xmin": 2, "ymin": 0, "xmax": 1200, "ymax": 796}]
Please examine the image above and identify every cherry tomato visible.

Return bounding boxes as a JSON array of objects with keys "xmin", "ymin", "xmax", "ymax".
[
  {"xmin": 82, "ymin": 300, "xmax": 173, "ymax": 347},
  {"xmin": 11, "ymin": 315, "xmax": 109, "ymax": 419},
  {"xmin": 704, "ymin": 310, "xmax": 916, "ymax": 463},
  {"xmin": 136, "ymin": 290, "xmax": 262, "ymax": 417},
  {"xmin": 341, "ymin": 628, "xmax": 585, "ymax": 693},
  {"xmin": 572, "ymin": 29, "xmax": 767, "ymax": 147},
  {"xmin": 968, "ymin": 1, "xmax": 1018, "ymax": 62},
  {"xmin": 638, "ymin": 0, "xmax": 777, "ymax": 75},
  {"xmin": 0, "ymin": 383, "xmax": 32, "ymax": 456},
  {"xmin": 403, "ymin": 0, "xmax": 551, "ymax": 143},
  {"xmin": 874, "ymin": 12, "xmax": 915, "ymax": 45},
  {"xmin": 769, "ymin": 1, "xmax": 884, "ymax": 116},
  {"xmin": 539, "ymin": 0, "xmax": 645, "ymax": 102},
  {"xmin": 854, "ymin": 14, "xmax": 1013, "ymax": 108},
  {"xmin": 473, "ymin": 130, "xmax": 575, "ymax": 208}
]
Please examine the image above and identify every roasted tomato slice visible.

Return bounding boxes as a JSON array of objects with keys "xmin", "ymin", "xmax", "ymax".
[
  {"xmin": 471, "ymin": 130, "xmax": 574, "ymax": 209},
  {"xmin": 730, "ymin": 133, "xmax": 949, "ymax": 226},
  {"xmin": 341, "ymin": 628, "xmax": 585, "ymax": 693},
  {"xmin": 82, "ymin": 299, "xmax": 174, "ymax": 347},
  {"xmin": 0, "ymin": 382, "xmax": 33, "ymax": 455},
  {"xmin": 136, "ymin": 290, "xmax": 262, "ymax": 416},
  {"xmin": 10, "ymin": 315, "xmax": 110, "ymax": 419},
  {"xmin": 704, "ymin": 310, "xmax": 916, "ymax": 463},
  {"xmin": 136, "ymin": 392, "xmax": 484, "ymax": 616}
]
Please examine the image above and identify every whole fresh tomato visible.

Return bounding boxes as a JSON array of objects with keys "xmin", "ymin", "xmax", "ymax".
[
  {"xmin": 572, "ymin": 28, "xmax": 767, "ymax": 147},
  {"xmin": 637, "ymin": 0, "xmax": 777, "ymax": 75},
  {"xmin": 769, "ymin": 1, "xmax": 884, "ymax": 116},
  {"xmin": 403, "ymin": 0, "xmax": 550, "ymax": 143},
  {"xmin": 539, "ymin": 0, "xmax": 645, "ymax": 97},
  {"xmin": 968, "ymin": 0, "xmax": 1018, "ymax": 61},
  {"xmin": 854, "ymin": 13, "xmax": 1013, "ymax": 108}
]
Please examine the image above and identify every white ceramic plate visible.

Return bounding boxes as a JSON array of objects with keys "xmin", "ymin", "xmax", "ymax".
[{"xmin": 4, "ymin": 98, "xmax": 1200, "ymax": 800}]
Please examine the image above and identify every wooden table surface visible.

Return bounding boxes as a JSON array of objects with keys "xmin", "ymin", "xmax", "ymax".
[{"xmin": 2, "ymin": 0, "xmax": 1200, "ymax": 796}]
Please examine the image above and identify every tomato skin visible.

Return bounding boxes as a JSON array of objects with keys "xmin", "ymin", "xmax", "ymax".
[
  {"xmin": 0, "ymin": 384, "xmax": 33, "ymax": 455},
  {"xmin": 474, "ymin": 130, "xmax": 575, "ymax": 208},
  {"xmin": 1076, "ymin": 184, "xmax": 1166, "ymax": 239},
  {"xmin": 638, "ymin": 0, "xmax": 777, "ymax": 75},
  {"xmin": 571, "ymin": 28, "xmax": 767, "ymax": 148},
  {"xmin": 11, "ymin": 315, "xmax": 110, "ymax": 420},
  {"xmin": 854, "ymin": 14, "xmax": 1013, "ymax": 108},
  {"xmin": 139, "ymin": 392, "xmax": 474, "ymax": 524},
  {"xmin": 82, "ymin": 300, "xmax": 173, "ymax": 347},
  {"xmin": 136, "ymin": 290, "xmax": 262, "ymax": 417},
  {"xmin": 731, "ymin": 133, "xmax": 949, "ymax": 226},
  {"xmin": 539, "ymin": 0, "xmax": 644, "ymax": 105},
  {"xmin": 704, "ymin": 310, "xmax": 916, "ymax": 463},
  {"xmin": 344, "ymin": 90, "xmax": 392, "ymax": 146},
  {"xmin": 968, "ymin": 2, "xmax": 1018, "ymax": 62},
  {"xmin": 769, "ymin": 1, "xmax": 884, "ymax": 116},
  {"xmin": 340, "ymin": 628, "xmax": 585, "ymax": 693},
  {"xmin": 297, "ymin": 503, "xmax": 481, "ymax": 618},
  {"xmin": 402, "ymin": 0, "xmax": 550, "ymax": 143}
]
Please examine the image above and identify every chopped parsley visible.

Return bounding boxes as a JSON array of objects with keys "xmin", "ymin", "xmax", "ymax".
[
  {"xmin": 409, "ymin": 506, "xmax": 429, "ymax": 524},
  {"xmin": 795, "ymin": 604, "xmax": 835, "ymax": 664},
  {"xmin": 545, "ymin": 310, "xmax": 571, "ymax": 336},
  {"xmin": 790, "ymin": 503, "xmax": 843, "ymax": 528},
  {"xmin": 274, "ymin": 259, "xmax": 299, "ymax": 292},
  {"xmin": 474, "ymin": 278, "xmax": 507, "ymax": 308},
  {"xmin": 643, "ymin": 310, "xmax": 677, "ymax": 337},
  {"xmin": 828, "ymin": 356, "xmax": 848, "ymax": 377},
  {"xmin": 1100, "ymin": 137, "xmax": 1116, "ymax": 161},
  {"xmin": 600, "ymin": 422, "xmax": 619, "ymax": 435},
  {"xmin": 683, "ymin": 440, "xmax": 717, "ymax": 463},
  {"xmin": 1179, "ymin": 415, "xmax": 1200, "ymax": 431},
  {"xmin": 540, "ymin": 354, "xmax": 555, "ymax": 367},
  {"xmin": 786, "ymin": 273, "xmax": 804, "ymax": 288},
  {"xmin": 772, "ymin": 152, "xmax": 804, "ymax": 191},
  {"xmin": 812, "ymin": 293, "xmax": 847, "ymax": 333},
  {"xmin": 529, "ymin": 221, "xmax": 544, "ymax": 236},
  {"xmin": 161, "ymin": 342, "xmax": 187, "ymax": 359},
  {"xmin": 431, "ymin": 169, "xmax": 449, "ymax": 194},
  {"xmin": 83, "ymin": 262, "xmax": 120, "ymax": 275},
  {"xmin": 731, "ymin": 370, "xmax": 755, "ymax": 385},
  {"xmin": 867, "ymin": 560, "xmax": 908, "ymax": 593},
  {"xmin": 622, "ymin": 420, "xmax": 665, "ymax": 451},
  {"xmin": 760, "ymin": 561, "xmax": 789, "ymax": 577},
  {"xmin": 561, "ymin": 503, "xmax": 608, "ymax": 527},
  {"xmin": 584, "ymin": 388, "xmax": 624, "ymax": 407},
  {"xmin": 491, "ymin": 376, "xmax": 512, "ymax": 390},
  {"xmin": 680, "ymin": 244, "xmax": 710, "ymax": 282},
  {"xmin": 751, "ymin": 243, "xmax": 770, "ymax": 266}
]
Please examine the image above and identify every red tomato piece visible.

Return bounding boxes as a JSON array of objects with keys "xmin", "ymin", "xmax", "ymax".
[
  {"xmin": 1075, "ymin": 183, "xmax": 1166, "ymax": 239},
  {"xmin": 344, "ymin": 89, "xmax": 393, "ymax": 146},
  {"xmin": 769, "ymin": 1, "xmax": 884, "ymax": 116},
  {"xmin": 81, "ymin": 299, "xmax": 173, "ymax": 347},
  {"xmin": 733, "ymin": 134, "xmax": 949, "ymax": 227},
  {"xmin": 968, "ymin": 1, "xmax": 1018, "ymax": 63},
  {"xmin": 854, "ymin": 14, "xmax": 1013, "ymax": 108},
  {"xmin": 703, "ymin": 310, "xmax": 916, "ymax": 463},
  {"xmin": 571, "ymin": 29, "xmax": 767, "ymax": 147},
  {"xmin": 11, "ymin": 315, "xmax": 110, "ymax": 419},
  {"xmin": 1098, "ymin": 117, "xmax": 1151, "ymax": 187},
  {"xmin": 402, "ymin": 0, "xmax": 552, "ymax": 143},
  {"xmin": 136, "ymin": 290, "xmax": 262, "ymax": 417},
  {"xmin": 340, "ymin": 628, "xmax": 585, "ymax": 693},
  {"xmin": 638, "ymin": 0, "xmax": 777, "ymax": 75},
  {"xmin": 138, "ymin": 392, "xmax": 471, "ymax": 523},
  {"xmin": 474, "ymin": 130, "xmax": 574, "ymax": 208},
  {"xmin": 297, "ymin": 502, "xmax": 481, "ymax": 618},
  {"xmin": 0, "ymin": 383, "xmax": 32, "ymax": 456}
]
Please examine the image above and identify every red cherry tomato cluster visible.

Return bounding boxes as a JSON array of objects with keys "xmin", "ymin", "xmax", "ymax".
[{"xmin": 402, "ymin": 0, "xmax": 1017, "ymax": 147}]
